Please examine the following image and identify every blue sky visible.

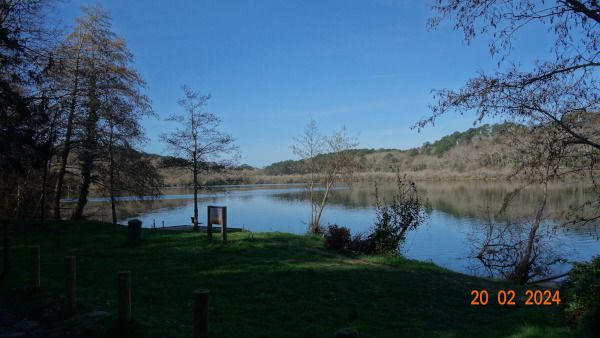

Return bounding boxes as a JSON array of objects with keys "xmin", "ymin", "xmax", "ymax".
[{"xmin": 56, "ymin": 0, "xmax": 553, "ymax": 167}]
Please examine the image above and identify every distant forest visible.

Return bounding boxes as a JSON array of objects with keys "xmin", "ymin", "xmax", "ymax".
[{"xmin": 262, "ymin": 122, "xmax": 520, "ymax": 176}]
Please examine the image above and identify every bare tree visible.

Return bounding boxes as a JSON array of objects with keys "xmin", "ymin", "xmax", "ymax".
[
  {"xmin": 292, "ymin": 121, "xmax": 358, "ymax": 234},
  {"xmin": 420, "ymin": 1, "xmax": 599, "ymax": 197},
  {"xmin": 161, "ymin": 86, "xmax": 237, "ymax": 231},
  {"xmin": 420, "ymin": 0, "xmax": 600, "ymax": 283},
  {"xmin": 291, "ymin": 121, "xmax": 326, "ymax": 233},
  {"xmin": 50, "ymin": 20, "xmax": 86, "ymax": 220},
  {"xmin": 96, "ymin": 92, "xmax": 158, "ymax": 228},
  {"xmin": 64, "ymin": 6, "xmax": 151, "ymax": 220}
]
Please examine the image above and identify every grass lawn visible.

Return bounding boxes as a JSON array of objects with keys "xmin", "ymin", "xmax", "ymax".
[{"xmin": 0, "ymin": 220, "xmax": 574, "ymax": 337}]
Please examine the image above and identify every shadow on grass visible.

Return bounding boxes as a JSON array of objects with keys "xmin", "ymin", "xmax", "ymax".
[{"xmin": 1, "ymin": 220, "xmax": 573, "ymax": 338}]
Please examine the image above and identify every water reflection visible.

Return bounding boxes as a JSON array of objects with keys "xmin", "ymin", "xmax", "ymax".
[{"xmin": 64, "ymin": 182, "xmax": 599, "ymax": 278}]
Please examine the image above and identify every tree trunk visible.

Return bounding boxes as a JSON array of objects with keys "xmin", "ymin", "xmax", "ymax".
[
  {"xmin": 39, "ymin": 156, "xmax": 50, "ymax": 223},
  {"xmin": 192, "ymin": 124, "xmax": 199, "ymax": 231},
  {"xmin": 109, "ymin": 123, "xmax": 117, "ymax": 230},
  {"xmin": 314, "ymin": 179, "xmax": 334, "ymax": 233},
  {"xmin": 193, "ymin": 168, "xmax": 199, "ymax": 231},
  {"xmin": 73, "ymin": 75, "xmax": 98, "ymax": 220},
  {"xmin": 73, "ymin": 156, "xmax": 93, "ymax": 220},
  {"xmin": 510, "ymin": 182, "xmax": 548, "ymax": 284},
  {"xmin": 110, "ymin": 193, "xmax": 117, "ymax": 229},
  {"xmin": 53, "ymin": 57, "xmax": 80, "ymax": 220}
]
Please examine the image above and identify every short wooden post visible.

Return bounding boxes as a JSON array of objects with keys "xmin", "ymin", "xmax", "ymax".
[
  {"xmin": 65, "ymin": 256, "xmax": 76, "ymax": 310},
  {"xmin": 193, "ymin": 289, "xmax": 209, "ymax": 338},
  {"xmin": 206, "ymin": 210, "xmax": 213, "ymax": 242},
  {"xmin": 221, "ymin": 206, "xmax": 227, "ymax": 244},
  {"xmin": 31, "ymin": 246, "xmax": 40, "ymax": 290},
  {"xmin": 117, "ymin": 271, "xmax": 131, "ymax": 323},
  {"xmin": 162, "ymin": 220, "xmax": 164, "ymax": 228},
  {"xmin": 2, "ymin": 224, "xmax": 11, "ymax": 276}
]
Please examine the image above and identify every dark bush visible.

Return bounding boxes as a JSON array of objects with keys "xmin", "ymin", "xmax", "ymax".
[
  {"xmin": 369, "ymin": 174, "xmax": 427, "ymax": 254},
  {"xmin": 324, "ymin": 224, "xmax": 351, "ymax": 250},
  {"xmin": 563, "ymin": 256, "xmax": 600, "ymax": 337},
  {"xmin": 348, "ymin": 233, "xmax": 373, "ymax": 253}
]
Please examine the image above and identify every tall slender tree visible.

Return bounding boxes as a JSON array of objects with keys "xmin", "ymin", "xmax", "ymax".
[
  {"xmin": 161, "ymin": 86, "xmax": 237, "ymax": 231},
  {"xmin": 63, "ymin": 6, "xmax": 151, "ymax": 220},
  {"xmin": 49, "ymin": 23, "xmax": 86, "ymax": 220},
  {"xmin": 292, "ymin": 121, "xmax": 358, "ymax": 234}
]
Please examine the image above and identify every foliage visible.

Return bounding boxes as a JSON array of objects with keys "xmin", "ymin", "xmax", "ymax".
[
  {"xmin": 369, "ymin": 174, "xmax": 428, "ymax": 254},
  {"xmin": 563, "ymin": 256, "xmax": 600, "ymax": 336},
  {"xmin": 264, "ymin": 122, "xmax": 517, "ymax": 176},
  {"xmin": 160, "ymin": 156, "xmax": 191, "ymax": 168},
  {"xmin": 323, "ymin": 224, "xmax": 351, "ymax": 250},
  {"xmin": 347, "ymin": 232, "xmax": 373, "ymax": 253},
  {"xmin": 0, "ymin": 0, "xmax": 56, "ymax": 218}
]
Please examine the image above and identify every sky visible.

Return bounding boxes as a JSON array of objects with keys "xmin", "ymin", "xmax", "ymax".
[{"xmin": 55, "ymin": 0, "xmax": 554, "ymax": 167}]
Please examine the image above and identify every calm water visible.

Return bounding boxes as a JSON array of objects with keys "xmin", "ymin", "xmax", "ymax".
[{"xmin": 67, "ymin": 182, "xmax": 600, "ymax": 279}]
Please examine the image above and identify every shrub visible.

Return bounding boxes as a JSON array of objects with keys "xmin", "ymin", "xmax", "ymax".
[
  {"xmin": 348, "ymin": 233, "xmax": 373, "ymax": 253},
  {"xmin": 324, "ymin": 224, "xmax": 351, "ymax": 250},
  {"xmin": 563, "ymin": 256, "xmax": 600, "ymax": 336},
  {"xmin": 368, "ymin": 174, "xmax": 427, "ymax": 254}
]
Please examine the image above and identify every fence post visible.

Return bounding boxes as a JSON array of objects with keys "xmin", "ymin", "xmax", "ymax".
[
  {"xmin": 31, "ymin": 246, "xmax": 40, "ymax": 290},
  {"xmin": 221, "ymin": 207, "xmax": 227, "ymax": 244},
  {"xmin": 2, "ymin": 224, "xmax": 10, "ymax": 276},
  {"xmin": 65, "ymin": 256, "xmax": 76, "ymax": 310},
  {"xmin": 117, "ymin": 271, "xmax": 132, "ymax": 323},
  {"xmin": 193, "ymin": 289, "xmax": 209, "ymax": 338}
]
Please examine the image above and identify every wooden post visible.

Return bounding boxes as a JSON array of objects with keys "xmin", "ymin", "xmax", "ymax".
[
  {"xmin": 31, "ymin": 246, "xmax": 40, "ymax": 290},
  {"xmin": 162, "ymin": 220, "xmax": 164, "ymax": 228},
  {"xmin": 117, "ymin": 271, "xmax": 131, "ymax": 323},
  {"xmin": 65, "ymin": 256, "xmax": 76, "ymax": 310},
  {"xmin": 206, "ymin": 208, "xmax": 213, "ymax": 242},
  {"xmin": 221, "ymin": 206, "xmax": 227, "ymax": 244},
  {"xmin": 2, "ymin": 224, "xmax": 10, "ymax": 276},
  {"xmin": 193, "ymin": 289, "xmax": 209, "ymax": 338}
]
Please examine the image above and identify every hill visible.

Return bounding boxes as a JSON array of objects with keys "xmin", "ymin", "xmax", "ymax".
[
  {"xmin": 263, "ymin": 123, "xmax": 518, "ymax": 178},
  {"xmin": 128, "ymin": 122, "xmax": 522, "ymax": 187}
]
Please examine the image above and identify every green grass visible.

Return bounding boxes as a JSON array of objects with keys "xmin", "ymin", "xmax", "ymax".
[{"xmin": 0, "ymin": 220, "xmax": 574, "ymax": 337}]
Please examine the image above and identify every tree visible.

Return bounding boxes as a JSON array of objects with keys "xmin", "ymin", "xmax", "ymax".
[
  {"xmin": 96, "ymin": 93, "xmax": 159, "ymax": 228},
  {"xmin": 63, "ymin": 6, "xmax": 152, "ymax": 220},
  {"xmin": 292, "ymin": 120, "xmax": 358, "ymax": 234},
  {"xmin": 421, "ymin": 0, "xmax": 599, "ymax": 176},
  {"xmin": 421, "ymin": 0, "xmax": 600, "ymax": 283},
  {"xmin": 370, "ymin": 173, "xmax": 428, "ymax": 254},
  {"xmin": 161, "ymin": 86, "xmax": 237, "ymax": 231},
  {"xmin": 0, "ymin": 0, "xmax": 57, "ymax": 218},
  {"xmin": 49, "ymin": 17, "xmax": 87, "ymax": 220}
]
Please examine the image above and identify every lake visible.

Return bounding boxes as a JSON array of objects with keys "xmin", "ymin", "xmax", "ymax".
[{"xmin": 66, "ymin": 181, "xmax": 600, "ymax": 279}]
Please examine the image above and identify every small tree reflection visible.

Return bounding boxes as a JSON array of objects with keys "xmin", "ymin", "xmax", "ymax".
[{"xmin": 469, "ymin": 206, "xmax": 567, "ymax": 284}]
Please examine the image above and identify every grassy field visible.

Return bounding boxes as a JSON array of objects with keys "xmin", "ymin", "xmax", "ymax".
[{"xmin": 0, "ymin": 221, "xmax": 573, "ymax": 337}]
